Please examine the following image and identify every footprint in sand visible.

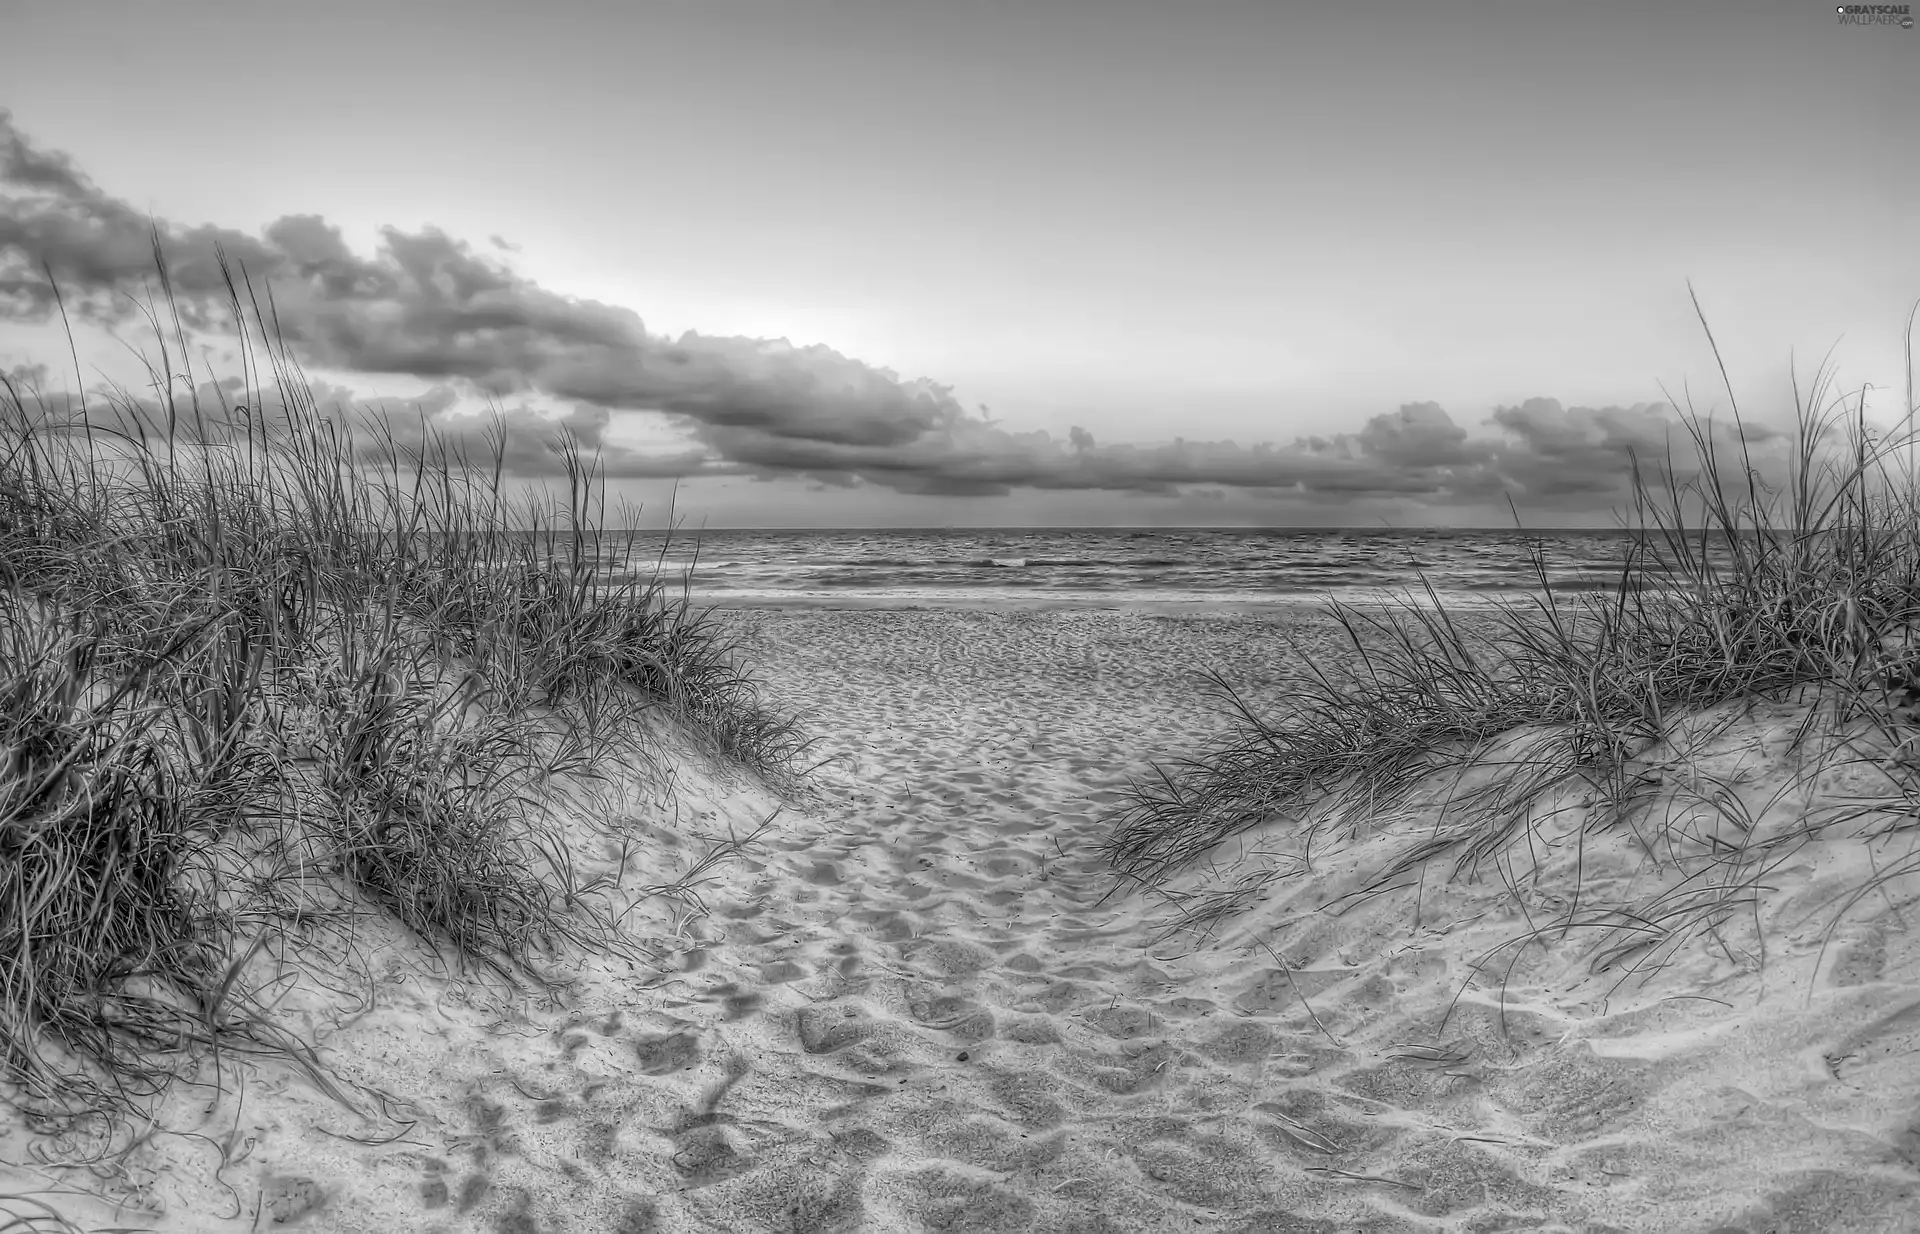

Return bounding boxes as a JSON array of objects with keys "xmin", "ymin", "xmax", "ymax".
[
  {"xmin": 633, "ymin": 1029, "xmax": 703, "ymax": 1075},
  {"xmin": 260, "ymin": 1175, "xmax": 327, "ymax": 1226}
]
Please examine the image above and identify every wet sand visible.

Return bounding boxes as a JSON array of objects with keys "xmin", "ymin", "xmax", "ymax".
[{"xmin": 3, "ymin": 604, "xmax": 1918, "ymax": 1232}]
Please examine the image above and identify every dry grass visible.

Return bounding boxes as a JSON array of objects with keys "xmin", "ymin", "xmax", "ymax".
[
  {"xmin": 1105, "ymin": 293, "xmax": 1920, "ymax": 990},
  {"xmin": 0, "ymin": 247, "xmax": 811, "ymax": 1157}
]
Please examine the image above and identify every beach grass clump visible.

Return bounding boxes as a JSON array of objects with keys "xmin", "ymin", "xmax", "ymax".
[
  {"xmin": 297, "ymin": 602, "xmax": 578, "ymax": 983},
  {"xmin": 0, "ymin": 595, "xmax": 239, "ymax": 1117},
  {"xmin": 0, "ymin": 252, "xmax": 804, "ymax": 1123},
  {"xmin": 1106, "ymin": 299, "xmax": 1920, "ymax": 976}
]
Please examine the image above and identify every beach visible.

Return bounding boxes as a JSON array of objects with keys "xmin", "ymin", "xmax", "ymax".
[
  {"xmin": 2, "ymin": 599, "xmax": 1914, "ymax": 1233},
  {"xmin": 4, "ymin": 13, "xmax": 1915, "ymax": 1229}
]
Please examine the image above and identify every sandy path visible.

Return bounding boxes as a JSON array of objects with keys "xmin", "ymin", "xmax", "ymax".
[
  {"xmin": 673, "ymin": 606, "xmax": 1374, "ymax": 1232},
  {"xmin": 642, "ymin": 605, "xmax": 1920, "ymax": 1233}
]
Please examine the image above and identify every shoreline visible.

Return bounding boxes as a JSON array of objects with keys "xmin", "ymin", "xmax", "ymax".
[{"xmin": 689, "ymin": 589, "xmax": 1543, "ymax": 616}]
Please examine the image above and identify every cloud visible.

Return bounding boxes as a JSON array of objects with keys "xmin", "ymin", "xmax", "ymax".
[
  {"xmin": 1357, "ymin": 401, "xmax": 1476, "ymax": 467},
  {"xmin": 2, "ymin": 359, "xmax": 52, "ymax": 392},
  {"xmin": 295, "ymin": 382, "xmax": 745, "ymax": 482},
  {"xmin": 0, "ymin": 111, "xmax": 1796, "ymax": 516}
]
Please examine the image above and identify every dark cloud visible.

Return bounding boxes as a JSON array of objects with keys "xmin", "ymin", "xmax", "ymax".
[
  {"xmin": 0, "ymin": 111, "xmax": 1790, "ymax": 515},
  {"xmin": 0, "ymin": 121, "xmax": 94, "ymax": 197},
  {"xmin": 1358, "ymin": 401, "xmax": 1476, "ymax": 467},
  {"xmin": 296, "ymin": 381, "xmax": 743, "ymax": 482},
  {"xmin": 2, "ymin": 360, "xmax": 52, "ymax": 392}
]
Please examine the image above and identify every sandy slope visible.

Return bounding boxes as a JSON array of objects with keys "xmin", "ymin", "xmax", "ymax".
[{"xmin": 3, "ymin": 604, "xmax": 1919, "ymax": 1233}]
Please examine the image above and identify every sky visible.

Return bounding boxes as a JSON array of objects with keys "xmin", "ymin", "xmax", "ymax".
[{"xmin": 0, "ymin": 0, "xmax": 1915, "ymax": 528}]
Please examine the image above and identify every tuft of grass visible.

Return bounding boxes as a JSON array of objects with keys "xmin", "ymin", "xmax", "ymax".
[
  {"xmin": 1105, "ymin": 294, "xmax": 1920, "ymax": 992},
  {"xmin": 0, "ymin": 595, "xmax": 234, "ymax": 1117},
  {"xmin": 0, "ymin": 246, "xmax": 808, "ymax": 1139}
]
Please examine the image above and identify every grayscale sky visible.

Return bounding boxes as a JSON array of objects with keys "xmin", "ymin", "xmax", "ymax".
[{"xmin": 1, "ymin": 0, "xmax": 1914, "ymax": 526}]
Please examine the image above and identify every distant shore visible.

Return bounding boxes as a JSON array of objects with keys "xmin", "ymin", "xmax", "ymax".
[{"xmin": 691, "ymin": 588, "xmax": 1537, "ymax": 615}]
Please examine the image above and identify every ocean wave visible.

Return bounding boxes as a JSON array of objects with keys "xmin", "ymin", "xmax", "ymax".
[
  {"xmin": 1461, "ymin": 576, "xmax": 1666, "ymax": 594},
  {"xmin": 984, "ymin": 556, "xmax": 1191, "ymax": 569},
  {"xmin": 817, "ymin": 554, "xmax": 1193, "ymax": 571},
  {"xmin": 600, "ymin": 529, "xmax": 1687, "ymax": 609}
]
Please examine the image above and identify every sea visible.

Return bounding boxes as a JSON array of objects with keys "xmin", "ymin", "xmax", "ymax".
[{"xmin": 581, "ymin": 527, "xmax": 1710, "ymax": 609}]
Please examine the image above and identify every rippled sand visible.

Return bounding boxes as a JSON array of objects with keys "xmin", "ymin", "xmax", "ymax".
[{"xmin": 5, "ymin": 604, "xmax": 1918, "ymax": 1232}]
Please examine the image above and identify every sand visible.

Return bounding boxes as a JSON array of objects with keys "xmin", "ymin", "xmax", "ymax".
[{"xmin": 3, "ymin": 603, "xmax": 1919, "ymax": 1232}]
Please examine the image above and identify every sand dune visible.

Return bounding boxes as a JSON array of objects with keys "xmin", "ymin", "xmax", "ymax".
[{"xmin": 3, "ymin": 604, "xmax": 1917, "ymax": 1232}]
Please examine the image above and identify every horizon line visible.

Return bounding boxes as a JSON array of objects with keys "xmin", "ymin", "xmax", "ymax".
[{"xmin": 489, "ymin": 524, "xmax": 1666, "ymax": 534}]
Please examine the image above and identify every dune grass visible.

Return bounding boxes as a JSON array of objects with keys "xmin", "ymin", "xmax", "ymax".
[
  {"xmin": 0, "ymin": 252, "xmax": 810, "ymax": 1140},
  {"xmin": 1104, "ymin": 297, "xmax": 1920, "ymax": 990}
]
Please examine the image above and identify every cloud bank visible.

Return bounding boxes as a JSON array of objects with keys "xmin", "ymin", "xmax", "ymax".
[{"xmin": 0, "ymin": 112, "xmax": 1781, "ymax": 516}]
